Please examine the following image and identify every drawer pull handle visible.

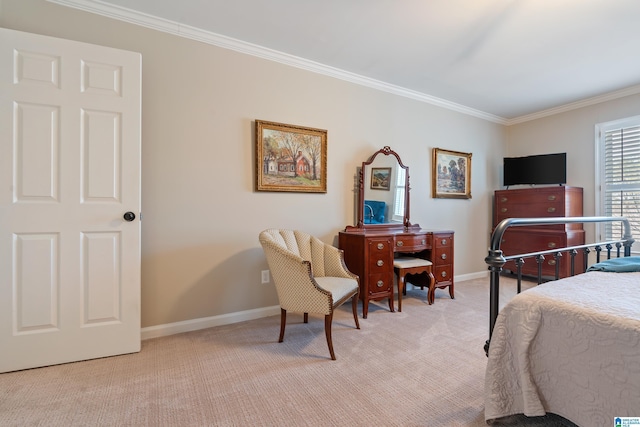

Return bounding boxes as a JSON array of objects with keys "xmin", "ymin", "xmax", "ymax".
[
  {"xmin": 548, "ymin": 260, "xmax": 557, "ymax": 265},
  {"xmin": 500, "ymin": 197, "xmax": 507, "ymax": 202},
  {"xmin": 441, "ymin": 253, "xmax": 447, "ymax": 260},
  {"xmin": 396, "ymin": 241, "xmax": 404, "ymax": 247},
  {"xmin": 421, "ymin": 239, "xmax": 426, "ymax": 245},
  {"xmin": 377, "ymin": 260, "xmax": 384, "ymax": 267},
  {"xmin": 376, "ymin": 280, "xmax": 384, "ymax": 288},
  {"xmin": 500, "ymin": 208, "xmax": 508, "ymax": 213},
  {"xmin": 377, "ymin": 243, "xmax": 384, "ymax": 250},
  {"xmin": 548, "ymin": 195, "xmax": 556, "ymax": 201},
  {"xmin": 548, "ymin": 242, "xmax": 557, "ymax": 248},
  {"xmin": 441, "ymin": 239, "xmax": 447, "ymax": 245},
  {"xmin": 441, "ymin": 271, "xmax": 447, "ymax": 278},
  {"xmin": 547, "ymin": 207, "xmax": 556, "ymax": 213}
]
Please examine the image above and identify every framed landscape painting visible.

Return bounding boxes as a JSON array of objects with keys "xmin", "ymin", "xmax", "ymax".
[
  {"xmin": 255, "ymin": 120, "xmax": 327, "ymax": 193},
  {"xmin": 370, "ymin": 167, "xmax": 391, "ymax": 190},
  {"xmin": 432, "ymin": 148, "xmax": 472, "ymax": 199}
]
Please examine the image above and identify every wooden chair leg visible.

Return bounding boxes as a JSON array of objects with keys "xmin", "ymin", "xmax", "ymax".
[
  {"xmin": 303, "ymin": 313, "xmax": 309, "ymax": 323},
  {"xmin": 278, "ymin": 308, "xmax": 286, "ymax": 342},
  {"xmin": 324, "ymin": 313, "xmax": 336, "ymax": 360},
  {"xmin": 351, "ymin": 294, "xmax": 360, "ymax": 329},
  {"xmin": 397, "ymin": 273, "xmax": 405, "ymax": 312}
]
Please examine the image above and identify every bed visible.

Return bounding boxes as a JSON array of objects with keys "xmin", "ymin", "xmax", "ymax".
[{"xmin": 483, "ymin": 216, "xmax": 640, "ymax": 427}]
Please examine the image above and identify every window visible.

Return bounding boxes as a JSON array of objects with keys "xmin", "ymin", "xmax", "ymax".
[
  {"xmin": 392, "ymin": 167, "xmax": 406, "ymax": 222},
  {"xmin": 596, "ymin": 115, "xmax": 640, "ymax": 252}
]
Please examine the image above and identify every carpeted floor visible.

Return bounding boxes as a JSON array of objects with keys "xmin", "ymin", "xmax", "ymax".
[{"xmin": 0, "ymin": 276, "xmax": 577, "ymax": 426}]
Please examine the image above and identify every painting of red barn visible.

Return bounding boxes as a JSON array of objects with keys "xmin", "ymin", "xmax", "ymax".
[{"xmin": 256, "ymin": 120, "xmax": 327, "ymax": 193}]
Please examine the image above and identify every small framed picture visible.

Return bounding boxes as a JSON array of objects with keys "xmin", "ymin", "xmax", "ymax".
[
  {"xmin": 432, "ymin": 148, "xmax": 472, "ymax": 199},
  {"xmin": 255, "ymin": 120, "xmax": 327, "ymax": 193},
  {"xmin": 370, "ymin": 167, "xmax": 391, "ymax": 190}
]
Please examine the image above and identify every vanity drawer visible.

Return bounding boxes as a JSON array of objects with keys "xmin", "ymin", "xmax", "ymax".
[
  {"xmin": 395, "ymin": 234, "xmax": 431, "ymax": 251},
  {"xmin": 435, "ymin": 234, "xmax": 453, "ymax": 248},
  {"xmin": 367, "ymin": 237, "xmax": 393, "ymax": 253},
  {"xmin": 367, "ymin": 237, "xmax": 394, "ymax": 273},
  {"xmin": 367, "ymin": 273, "xmax": 393, "ymax": 295},
  {"xmin": 434, "ymin": 264, "xmax": 452, "ymax": 283},
  {"xmin": 435, "ymin": 246, "xmax": 452, "ymax": 263},
  {"xmin": 432, "ymin": 232, "xmax": 454, "ymax": 287},
  {"xmin": 368, "ymin": 254, "xmax": 393, "ymax": 273}
]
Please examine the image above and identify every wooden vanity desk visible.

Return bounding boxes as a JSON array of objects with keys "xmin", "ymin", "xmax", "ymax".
[
  {"xmin": 341, "ymin": 146, "xmax": 454, "ymax": 318},
  {"xmin": 338, "ymin": 146, "xmax": 453, "ymax": 319},
  {"xmin": 339, "ymin": 225, "xmax": 454, "ymax": 318}
]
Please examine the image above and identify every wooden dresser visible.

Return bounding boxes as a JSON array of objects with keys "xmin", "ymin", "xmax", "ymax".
[
  {"xmin": 493, "ymin": 186, "xmax": 584, "ymax": 278},
  {"xmin": 339, "ymin": 225, "xmax": 454, "ymax": 318}
]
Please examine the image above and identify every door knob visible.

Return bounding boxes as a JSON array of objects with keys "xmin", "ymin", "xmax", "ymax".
[{"xmin": 123, "ymin": 211, "xmax": 136, "ymax": 222}]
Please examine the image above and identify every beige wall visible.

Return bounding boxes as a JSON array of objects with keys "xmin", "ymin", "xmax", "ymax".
[{"xmin": 1, "ymin": 0, "xmax": 506, "ymax": 328}]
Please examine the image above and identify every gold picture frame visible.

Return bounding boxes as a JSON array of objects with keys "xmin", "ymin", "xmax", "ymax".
[
  {"xmin": 255, "ymin": 120, "xmax": 327, "ymax": 193},
  {"xmin": 432, "ymin": 148, "xmax": 472, "ymax": 199}
]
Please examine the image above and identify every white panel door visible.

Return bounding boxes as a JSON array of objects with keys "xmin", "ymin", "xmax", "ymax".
[{"xmin": 0, "ymin": 28, "xmax": 141, "ymax": 373}]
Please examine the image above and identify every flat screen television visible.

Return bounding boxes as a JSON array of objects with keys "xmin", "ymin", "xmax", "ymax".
[{"xmin": 503, "ymin": 153, "xmax": 567, "ymax": 187}]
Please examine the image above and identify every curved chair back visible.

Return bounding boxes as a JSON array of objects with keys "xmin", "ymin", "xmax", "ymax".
[
  {"xmin": 259, "ymin": 229, "xmax": 332, "ymax": 314},
  {"xmin": 258, "ymin": 228, "xmax": 361, "ymax": 360}
]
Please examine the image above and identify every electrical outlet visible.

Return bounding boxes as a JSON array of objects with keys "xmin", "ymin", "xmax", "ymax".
[{"xmin": 261, "ymin": 270, "xmax": 270, "ymax": 284}]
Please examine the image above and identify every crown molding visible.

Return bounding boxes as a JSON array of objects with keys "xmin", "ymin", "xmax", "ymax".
[
  {"xmin": 47, "ymin": 0, "xmax": 508, "ymax": 124},
  {"xmin": 47, "ymin": 0, "xmax": 639, "ymax": 127},
  {"xmin": 505, "ymin": 84, "xmax": 640, "ymax": 125}
]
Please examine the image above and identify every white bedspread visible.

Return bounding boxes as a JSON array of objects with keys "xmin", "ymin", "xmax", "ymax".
[{"xmin": 484, "ymin": 271, "xmax": 640, "ymax": 426}]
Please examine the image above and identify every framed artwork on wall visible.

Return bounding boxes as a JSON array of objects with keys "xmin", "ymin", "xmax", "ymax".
[
  {"xmin": 370, "ymin": 167, "xmax": 391, "ymax": 190},
  {"xmin": 255, "ymin": 120, "xmax": 327, "ymax": 193},
  {"xmin": 432, "ymin": 147, "xmax": 472, "ymax": 199}
]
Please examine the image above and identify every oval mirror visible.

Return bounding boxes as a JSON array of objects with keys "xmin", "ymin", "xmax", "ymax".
[{"xmin": 357, "ymin": 146, "xmax": 410, "ymax": 229}]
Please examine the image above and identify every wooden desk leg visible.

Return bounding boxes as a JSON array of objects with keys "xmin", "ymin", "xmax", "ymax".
[
  {"xmin": 397, "ymin": 271, "xmax": 404, "ymax": 312},
  {"xmin": 388, "ymin": 282, "xmax": 395, "ymax": 313},
  {"xmin": 427, "ymin": 271, "xmax": 436, "ymax": 305}
]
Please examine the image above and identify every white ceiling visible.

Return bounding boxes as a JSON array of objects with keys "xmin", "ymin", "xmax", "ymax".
[{"xmin": 53, "ymin": 0, "xmax": 640, "ymax": 124}]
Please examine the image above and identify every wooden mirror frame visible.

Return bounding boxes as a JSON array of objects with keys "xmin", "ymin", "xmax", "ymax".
[{"xmin": 355, "ymin": 146, "xmax": 412, "ymax": 230}]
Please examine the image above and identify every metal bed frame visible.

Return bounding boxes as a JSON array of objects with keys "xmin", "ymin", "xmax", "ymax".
[{"xmin": 484, "ymin": 216, "xmax": 634, "ymax": 356}]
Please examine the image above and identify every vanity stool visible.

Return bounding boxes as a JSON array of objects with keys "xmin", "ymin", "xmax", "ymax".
[{"xmin": 393, "ymin": 257, "xmax": 436, "ymax": 310}]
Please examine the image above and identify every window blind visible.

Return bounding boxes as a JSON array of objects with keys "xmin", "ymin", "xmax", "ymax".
[
  {"xmin": 601, "ymin": 123, "xmax": 640, "ymax": 241},
  {"xmin": 392, "ymin": 167, "xmax": 406, "ymax": 221}
]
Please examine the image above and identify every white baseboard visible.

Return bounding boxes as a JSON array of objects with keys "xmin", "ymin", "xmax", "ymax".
[
  {"xmin": 141, "ymin": 272, "xmax": 489, "ymax": 340},
  {"xmin": 455, "ymin": 271, "xmax": 489, "ymax": 281},
  {"xmin": 141, "ymin": 305, "xmax": 281, "ymax": 340}
]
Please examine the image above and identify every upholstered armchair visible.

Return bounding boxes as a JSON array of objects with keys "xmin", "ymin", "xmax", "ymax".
[
  {"xmin": 258, "ymin": 229, "xmax": 360, "ymax": 360},
  {"xmin": 364, "ymin": 200, "xmax": 386, "ymax": 224}
]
